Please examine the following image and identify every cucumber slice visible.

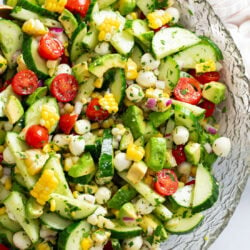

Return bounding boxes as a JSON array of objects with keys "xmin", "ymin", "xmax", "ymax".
[
  {"xmin": 131, "ymin": 45, "xmax": 143, "ymax": 69},
  {"xmin": 74, "ymin": 76, "xmax": 95, "ymax": 103},
  {"xmin": 158, "ymin": 56, "xmax": 180, "ymax": 91},
  {"xmin": 200, "ymin": 36, "xmax": 223, "ymax": 60},
  {"xmin": 40, "ymin": 212, "xmax": 72, "ymax": 230},
  {"xmin": 110, "ymin": 222, "xmax": 142, "ymax": 239},
  {"xmin": 0, "ymin": 226, "xmax": 13, "ymax": 245},
  {"xmin": 4, "ymin": 191, "xmax": 39, "ymax": 243},
  {"xmin": 170, "ymin": 185, "xmax": 194, "ymax": 208},
  {"xmin": 25, "ymin": 97, "xmax": 59, "ymax": 133},
  {"xmin": 26, "ymin": 86, "xmax": 48, "ymax": 106},
  {"xmin": 22, "ymin": 35, "xmax": 49, "ymax": 79},
  {"xmin": 58, "ymin": 221, "xmax": 91, "ymax": 250},
  {"xmin": 119, "ymin": 0, "xmax": 136, "ymax": 15},
  {"xmin": 0, "ymin": 19, "xmax": 23, "ymax": 68},
  {"xmin": 97, "ymin": 0, "xmax": 117, "ymax": 9},
  {"xmin": 82, "ymin": 24, "xmax": 99, "ymax": 50},
  {"xmin": 0, "ymin": 214, "xmax": 22, "ymax": 233},
  {"xmin": 136, "ymin": 0, "xmax": 156, "ymax": 15},
  {"xmin": 153, "ymin": 204, "xmax": 173, "ymax": 222},
  {"xmin": 192, "ymin": 164, "xmax": 219, "ymax": 213},
  {"xmin": 0, "ymin": 183, "xmax": 10, "ymax": 203},
  {"xmin": 152, "ymin": 27, "xmax": 201, "ymax": 59},
  {"xmin": 173, "ymin": 43, "xmax": 217, "ymax": 69},
  {"xmin": 165, "ymin": 213, "xmax": 204, "ymax": 234},
  {"xmin": 85, "ymin": 0, "xmax": 98, "ymax": 21}
]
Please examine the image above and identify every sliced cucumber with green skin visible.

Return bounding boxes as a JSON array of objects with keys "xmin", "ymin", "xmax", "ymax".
[
  {"xmin": 107, "ymin": 184, "xmax": 137, "ymax": 209},
  {"xmin": 149, "ymin": 109, "xmax": 174, "ymax": 128},
  {"xmin": 119, "ymin": 128, "xmax": 133, "ymax": 151},
  {"xmin": 136, "ymin": 0, "xmax": 156, "ymax": 15},
  {"xmin": 58, "ymin": 220, "xmax": 91, "ymax": 250},
  {"xmin": 25, "ymin": 97, "xmax": 59, "ymax": 133},
  {"xmin": 26, "ymin": 87, "xmax": 48, "ymax": 106},
  {"xmin": 0, "ymin": 183, "xmax": 10, "ymax": 203},
  {"xmin": 85, "ymin": 137, "xmax": 102, "ymax": 161},
  {"xmin": 119, "ymin": 172, "xmax": 165, "ymax": 206},
  {"xmin": 0, "ymin": 226, "xmax": 13, "ymax": 245},
  {"xmin": 50, "ymin": 193, "xmax": 97, "ymax": 220},
  {"xmin": 68, "ymin": 172, "xmax": 95, "ymax": 185},
  {"xmin": 96, "ymin": 129, "xmax": 114, "ymax": 185},
  {"xmin": 131, "ymin": 45, "xmax": 143, "ymax": 69},
  {"xmin": 85, "ymin": 0, "xmax": 98, "ymax": 21},
  {"xmin": 0, "ymin": 214, "xmax": 22, "ymax": 233},
  {"xmin": 43, "ymin": 155, "xmax": 73, "ymax": 198},
  {"xmin": 89, "ymin": 54, "xmax": 127, "ymax": 78},
  {"xmin": 70, "ymin": 22, "xmax": 87, "ymax": 62},
  {"xmin": 111, "ymin": 238, "xmax": 122, "ymax": 250},
  {"xmin": 152, "ymin": 27, "xmax": 201, "ymax": 59},
  {"xmin": 110, "ymin": 221, "xmax": 143, "ymax": 239},
  {"xmin": 0, "ymin": 19, "xmax": 23, "ymax": 68},
  {"xmin": 170, "ymin": 185, "xmax": 194, "ymax": 208},
  {"xmin": 22, "ymin": 35, "xmax": 49, "ymax": 79},
  {"xmin": 25, "ymin": 197, "xmax": 43, "ymax": 219},
  {"xmin": 82, "ymin": 24, "xmax": 99, "ymax": 50},
  {"xmin": 173, "ymin": 42, "xmax": 218, "ymax": 69},
  {"xmin": 158, "ymin": 56, "xmax": 180, "ymax": 91},
  {"xmin": 6, "ymin": 132, "xmax": 38, "ymax": 189},
  {"xmin": 192, "ymin": 164, "xmax": 219, "ymax": 213},
  {"xmin": 110, "ymin": 69, "xmax": 126, "ymax": 106},
  {"xmin": 4, "ymin": 191, "xmax": 39, "ymax": 243},
  {"xmin": 153, "ymin": 204, "xmax": 173, "ymax": 222},
  {"xmin": 40, "ymin": 211, "xmax": 73, "ymax": 230},
  {"xmin": 111, "ymin": 30, "xmax": 134, "ymax": 55},
  {"xmin": 165, "ymin": 213, "xmax": 204, "ymax": 234}
]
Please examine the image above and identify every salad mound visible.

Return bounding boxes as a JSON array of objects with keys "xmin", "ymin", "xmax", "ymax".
[{"xmin": 0, "ymin": 0, "xmax": 231, "ymax": 249}]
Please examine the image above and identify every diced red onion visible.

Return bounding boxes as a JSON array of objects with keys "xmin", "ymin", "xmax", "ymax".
[
  {"xmin": 122, "ymin": 217, "xmax": 135, "ymax": 221},
  {"xmin": 166, "ymin": 99, "xmax": 173, "ymax": 106},
  {"xmin": 146, "ymin": 98, "xmax": 157, "ymax": 109},
  {"xmin": 49, "ymin": 27, "xmax": 64, "ymax": 33},
  {"xmin": 38, "ymin": 80, "xmax": 44, "ymax": 87},
  {"xmin": 206, "ymin": 125, "xmax": 217, "ymax": 134},
  {"xmin": 165, "ymin": 133, "xmax": 171, "ymax": 137}
]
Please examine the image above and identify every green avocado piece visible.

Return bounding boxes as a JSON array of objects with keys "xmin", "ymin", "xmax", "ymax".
[
  {"xmin": 145, "ymin": 137, "xmax": 167, "ymax": 171},
  {"xmin": 72, "ymin": 62, "xmax": 90, "ymax": 84},
  {"xmin": 5, "ymin": 95, "xmax": 24, "ymax": 124},
  {"xmin": 118, "ymin": 202, "xmax": 137, "ymax": 226},
  {"xmin": 149, "ymin": 109, "xmax": 174, "ymax": 128},
  {"xmin": 119, "ymin": 128, "xmax": 134, "ymax": 151},
  {"xmin": 26, "ymin": 86, "xmax": 48, "ymax": 106},
  {"xmin": 122, "ymin": 105, "xmax": 146, "ymax": 139},
  {"xmin": 59, "ymin": 9, "xmax": 78, "ymax": 38},
  {"xmin": 202, "ymin": 81, "xmax": 226, "ymax": 104},
  {"xmin": 119, "ymin": 0, "xmax": 136, "ymax": 15},
  {"xmin": 184, "ymin": 142, "xmax": 201, "ymax": 165},
  {"xmin": 144, "ymin": 121, "xmax": 158, "ymax": 141}
]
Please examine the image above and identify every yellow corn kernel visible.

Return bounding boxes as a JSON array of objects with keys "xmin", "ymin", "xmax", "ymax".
[
  {"xmin": 126, "ymin": 143, "xmax": 145, "ymax": 162},
  {"xmin": 91, "ymin": 122, "xmax": 100, "ymax": 130},
  {"xmin": 40, "ymin": 104, "xmax": 60, "ymax": 132},
  {"xmin": 123, "ymin": 97, "xmax": 134, "ymax": 107},
  {"xmin": 130, "ymin": 12, "xmax": 138, "ymax": 20},
  {"xmin": 99, "ymin": 93, "xmax": 118, "ymax": 113},
  {"xmin": 91, "ymin": 92, "xmax": 103, "ymax": 99},
  {"xmin": 71, "ymin": 211, "xmax": 76, "ymax": 217},
  {"xmin": 75, "ymin": 184, "xmax": 98, "ymax": 193},
  {"xmin": 96, "ymin": 129, "xmax": 104, "ymax": 137},
  {"xmin": 73, "ymin": 191, "xmax": 79, "ymax": 198},
  {"xmin": 190, "ymin": 166, "xmax": 197, "ymax": 177},
  {"xmin": 50, "ymin": 199, "xmax": 56, "ymax": 212},
  {"xmin": 43, "ymin": 143, "xmax": 60, "ymax": 153},
  {"xmin": 147, "ymin": 10, "xmax": 172, "ymax": 29},
  {"xmin": 102, "ymin": 118, "xmax": 114, "ymax": 129},
  {"xmin": 22, "ymin": 19, "xmax": 48, "ymax": 36},
  {"xmin": 0, "ymin": 165, "xmax": 3, "ymax": 178},
  {"xmin": 4, "ymin": 177, "xmax": 12, "ymax": 191},
  {"xmin": 195, "ymin": 60, "xmax": 216, "ymax": 73},
  {"xmin": 111, "ymin": 209, "xmax": 119, "ymax": 218},
  {"xmin": 94, "ymin": 78, "xmax": 104, "ymax": 88},
  {"xmin": 157, "ymin": 97, "xmax": 172, "ymax": 112},
  {"xmin": 155, "ymin": 133, "xmax": 163, "ymax": 138},
  {"xmin": 178, "ymin": 182, "xmax": 185, "ymax": 188},
  {"xmin": 44, "ymin": 0, "xmax": 67, "ymax": 13},
  {"xmin": 0, "ymin": 206, "xmax": 6, "ymax": 215},
  {"xmin": 180, "ymin": 175, "xmax": 188, "ymax": 184},
  {"xmin": 145, "ymin": 88, "xmax": 164, "ymax": 99},
  {"xmin": 81, "ymin": 237, "xmax": 93, "ymax": 250},
  {"xmin": 98, "ymin": 18, "xmax": 121, "ymax": 41},
  {"xmin": 0, "ymin": 146, "xmax": 4, "ymax": 153},
  {"xmin": 30, "ymin": 169, "xmax": 58, "ymax": 205},
  {"xmin": 36, "ymin": 242, "xmax": 51, "ymax": 250},
  {"xmin": 125, "ymin": 58, "xmax": 138, "ymax": 80}
]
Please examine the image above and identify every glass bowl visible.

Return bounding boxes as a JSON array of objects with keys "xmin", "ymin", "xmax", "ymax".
[{"xmin": 162, "ymin": 0, "xmax": 250, "ymax": 249}]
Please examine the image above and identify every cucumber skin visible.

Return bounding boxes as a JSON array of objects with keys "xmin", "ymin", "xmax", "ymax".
[{"xmin": 110, "ymin": 224, "xmax": 143, "ymax": 239}]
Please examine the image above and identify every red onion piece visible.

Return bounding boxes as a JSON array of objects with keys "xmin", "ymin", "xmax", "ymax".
[
  {"xmin": 49, "ymin": 27, "xmax": 64, "ymax": 33},
  {"xmin": 205, "ymin": 125, "xmax": 217, "ymax": 134},
  {"xmin": 122, "ymin": 217, "xmax": 135, "ymax": 221},
  {"xmin": 38, "ymin": 80, "xmax": 44, "ymax": 87},
  {"xmin": 166, "ymin": 99, "xmax": 173, "ymax": 106},
  {"xmin": 146, "ymin": 98, "xmax": 157, "ymax": 109}
]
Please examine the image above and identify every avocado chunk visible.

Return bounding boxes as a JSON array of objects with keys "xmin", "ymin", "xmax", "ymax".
[
  {"xmin": 119, "ymin": 0, "xmax": 136, "ymax": 15},
  {"xmin": 145, "ymin": 137, "xmax": 167, "ymax": 171},
  {"xmin": 26, "ymin": 197, "xmax": 43, "ymax": 219},
  {"xmin": 120, "ymin": 128, "xmax": 134, "ymax": 151},
  {"xmin": 89, "ymin": 54, "xmax": 127, "ymax": 78},
  {"xmin": 26, "ymin": 86, "xmax": 48, "ymax": 106},
  {"xmin": 72, "ymin": 62, "xmax": 90, "ymax": 84},
  {"xmin": 0, "ymin": 85, "xmax": 17, "ymax": 117},
  {"xmin": 5, "ymin": 95, "xmax": 24, "ymax": 124},
  {"xmin": 59, "ymin": 9, "xmax": 78, "ymax": 38},
  {"xmin": 144, "ymin": 121, "xmax": 158, "ymax": 141},
  {"xmin": 149, "ymin": 109, "xmax": 174, "ymax": 128},
  {"xmin": 202, "ymin": 81, "xmax": 226, "ymax": 104},
  {"xmin": 127, "ymin": 161, "xmax": 148, "ymax": 184},
  {"xmin": 122, "ymin": 105, "xmax": 146, "ymax": 139},
  {"xmin": 119, "ymin": 202, "xmax": 137, "ymax": 226},
  {"xmin": 184, "ymin": 142, "xmax": 201, "ymax": 165}
]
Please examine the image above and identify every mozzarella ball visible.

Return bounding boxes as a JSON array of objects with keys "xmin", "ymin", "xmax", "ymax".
[
  {"xmin": 95, "ymin": 42, "xmax": 111, "ymax": 55},
  {"xmin": 55, "ymin": 64, "xmax": 72, "ymax": 75},
  {"xmin": 135, "ymin": 198, "xmax": 155, "ymax": 215},
  {"xmin": 156, "ymin": 80, "xmax": 165, "ymax": 90},
  {"xmin": 3, "ymin": 147, "xmax": 15, "ymax": 164},
  {"xmin": 95, "ymin": 187, "xmax": 112, "ymax": 204},
  {"xmin": 123, "ymin": 236, "xmax": 143, "ymax": 250},
  {"xmin": 13, "ymin": 231, "xmax": 32, "ymax": 249},
  {"xmin": 212, "ymin": 137, "xmax": 231, "ymax": 157},
  {"xmin": 126, "ymin": 84, "xmax": 145, "ymax": 103},
  {"xmin": 74, "ymin": 119, "xmax": 91, "ymax": 135},
  {"xmin": 53, "ymin": 134, "xmax": 70, "ymax": 148},
  {"xmin": 166, "ymin": 7, "xmax": 180, "ymax": 23},
  {"xmin": 78, "ymin": 194, "xmax": 96, "ymax": 204},
  {"xmin": 114, "ymin": 152, "xmax": 132, "ymax": 172},
  {"xmin": 172, "ymin": 126, "xmax": 189, "ymax": 145},
  {"xmin": 136, "ymin": 71, "xmax": 157, "ymax": 88},
  {"xmin": 177, "ymin": 162, "xmax": 192, "ymax": 175},
  {"xmin": 69, "ymin": 135, "xmax": 85, "ymax": 156},
  {"xmin": 141, "ymin": 53, "xmax": 160, "ymax": 71}
]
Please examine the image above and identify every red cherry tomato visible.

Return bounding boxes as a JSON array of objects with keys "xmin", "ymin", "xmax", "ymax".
[
  {"xmin": 198, "ymin": 99, "xmax": 215, "ymax": 117},
  {"xmin": 59, "ymin": 114, "xmax": 78, "ymax": 135},
  {"xmin": 26, "ymin": 125, "xmax": 49, "ymax": 148},
  {"xmin": 174, "ymin": 77, "xmax": 202, "ymax": 105},
  {"xmin": 86, "ymin": 98, "xmax": 110, "ymax": 121},
  {"xmin": 188, "ymin": 69, "xmax": 220, "ymax": 84},
  {"xmin": 50, "ymin": 74, "xmax": 78, "ymax": 102},
  {"xmin": 154, "ymin": 169, "xmax": 179, "ymax": 196},
  {"xmin": 11, "ymin": 70, "xmax": 39, "ymax": 95},
  {"xmin": 0, "ymin": 244, "xmax": 9, "ymax": 250},
  {"xmin": 172, "ymin": 145, "xmax": 186, "ymax": 165},
  {"xmin": 65, "ymin": 0, "xmax": 90, "ymax": 17},
  {"xmin": 38, "ymin": 33, "xmax": 64, "ymax": 60},
  {"xmin": 154, "ymin": 24, "xmax": 170, "ymax": 32}
]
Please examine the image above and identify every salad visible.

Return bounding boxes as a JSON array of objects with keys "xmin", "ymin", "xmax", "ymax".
[{"xmin": 0, "ymin": 0, "xmax": 232, "ymax": 249}]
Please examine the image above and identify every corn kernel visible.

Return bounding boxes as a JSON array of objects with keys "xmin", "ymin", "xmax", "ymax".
[
  {"xmin": 99, "ymin": 93, "xmax": 118, "ymax": 113},
  {"xmin": 126, "ymin": 143, "xmax": 145, "ymax": 162},
  {"xmin": 147, "ymin": 10, "xmax": 172, "ymax": 29},
  {"xmin": 0, "ymin": 207, "xmax": 6, "ymax": 215},
  {"xmin": 98, "ymin": 18, "xmax": 121, "ymax": 41},
  {"xmin": 190, "ymin": 166, "xmax": 197, "ymax": 177},
  {"xmin": 4, "ymin": 176, "xmax": 12, "ymax": 190},
  {"xmin": 94, "ymin": 78, "xmax": 104, "ymax": 88},
  {"xmin": 111, "ymin": 209, "xmax": 119, "ymax": 218},
  {"xmin": 102, "ymin": 118, "xmax": 114, "ymax": 129},
  {"xmin": 125, "ymin": 58, "xmax": 138, "ymax": 80},
  {"xmin": 22, "ymin": 19, "xmax": 48, "ymax": 36},
  {"xmin": 123, "ymin": 97, "xmax": 134, "ymax": 107},
  {"xmin": 195, "ymin": 60, "xmax": 216, "ymax": 73},
  {"xmin": 73, "ymin": 191, "xmax": 79, "ymax": 198},
  {"xmin": 40, "ymin": 105, "xmax": 60, "ymax": 132},
  {"xmin": 145, "ymin": 88, "xmax": 164, "ymax": 99},
  {"xmin": 81, "ymin": 237, "xmax": 93, "ymax": 250},
  {"xmin": 178, "ymin": 182, "xmax": 185, "ymax": 188},
  {"xmin": 0, "ymin": 146, "xmax": 4, "ymax": 153},
  {"xmin": 91, "ymin": 92, "xmax": 103, "ymax": 99},
  {"xmin": 91, "ymin": 122, "xmax": 100, "ymax": 130},
  {"xmin": 36, "ymin": 242, "xmax": 51, "ymax": 250},
  {"xmin": 0, "ymin": 165, "xmax": 3, "ymax": 178},
  {"xmin": 44, "ymin": 0, "xmax": 67, "ymax": 13},
  {"xmin": 71, "ymin": 211, "xmax": 76, "ymax": 217},
  {"xmin": 43, "ymin": 143, "xmax": 60, "ymax": 153},
  {"xmin": 50, "ymin": 199, "xmax": 56, "ymax": 212}
]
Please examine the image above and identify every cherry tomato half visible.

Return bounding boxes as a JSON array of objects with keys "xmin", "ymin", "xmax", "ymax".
[
  {"xmin": 198, "ymin": 99, "xmax": 215, "ymax": 117},
  {"xmin": 12, "ymin": 70, "xmax": 38, "ymax": 96},
  {"xmin": 59, "ymin": 114, "xmax": 78, "ymax": 135},
  {"xmin": 86, "ymin": 98, "xmax": 110, "ymax": 121},
  {"xmin": 154, "ymin": 24, "xmax": 170, "ymax": 32},
  {"xmin": 0, "ymin": 244, "xmax": 9, "ymax": 250},
  {"xmin": 65, "ymin": 0, "xmax": 90, "ymax": 17},
  {"xmin": 174, "ymin": 77, "xmax": 202, "ymax": 105},
  {"xmin": 38, "ymin": 33, "xmax": 64, "ymax": 60},
  {"xmin": 172, "ymin": 145, "xmax": 186, "ymax": 165},
  {"xmin": 188, "ymin": 69, "xmax": 220, "ymax": 84},
  {"xmin": 50, "ymin": 74, "xmax": 78, "ymax": 102},
  {"xmin": 154, "ymin": 169, "xmax": 179, "ymax": 196},
  {"xmin": 26, "ymin": 125, "xmax": 49, "ymax": 149}
]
